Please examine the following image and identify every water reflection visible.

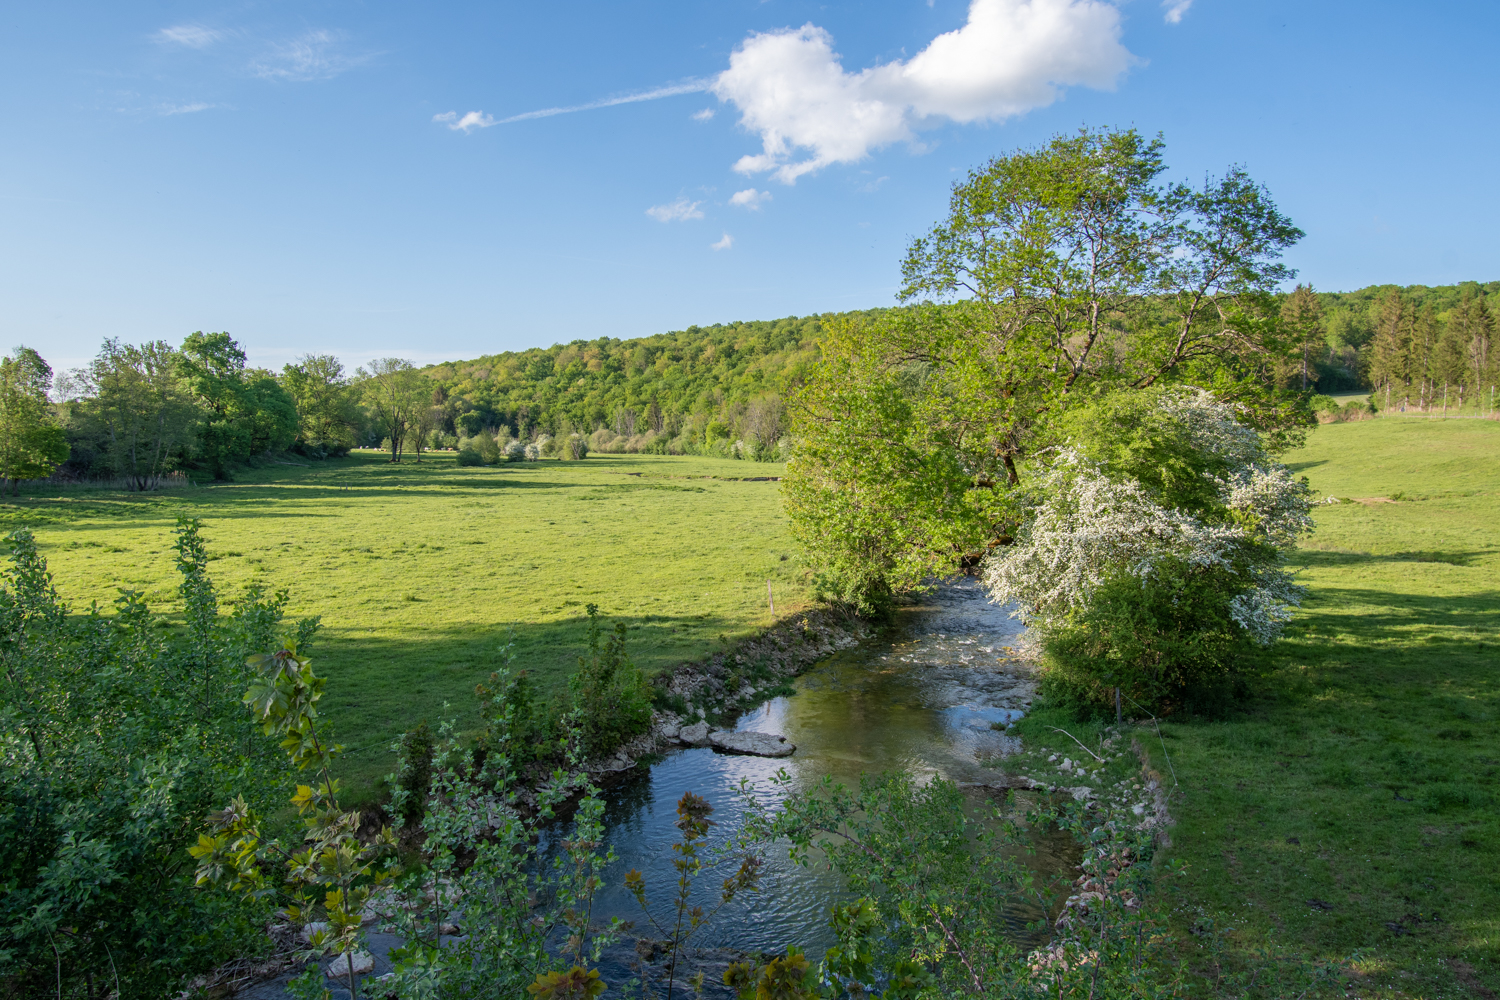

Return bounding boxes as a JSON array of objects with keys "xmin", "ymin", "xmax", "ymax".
[
  {"xmin": 590, "ymin": 579, "xmax": 1072, "ymax": 989},
  {"xmin": 252, "ymin": 580, "xmax": 1075, "ymax": 999}
]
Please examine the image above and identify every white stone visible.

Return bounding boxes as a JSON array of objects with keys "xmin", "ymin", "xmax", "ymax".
[
  {"xmin": 709, "ymin": 731, "xmax": 795, "ymax": 758},
  {"xmin": 1065, "ymin": 786, "xmax": 1094, "ymax": 802},
  {"xmin": 678, "ymin": 722, "xmax": 711, "ymax": 746},
  {"xmin": 326, "ymin": 951, "xmax": 374, "ymax": 978},
  {"xmin": 655, "ymin": 721, "xmax": 681, "ymax": 742},
  {"xmin": 298, "ymin": 921, "xmax": 329, "ymax": 944}
]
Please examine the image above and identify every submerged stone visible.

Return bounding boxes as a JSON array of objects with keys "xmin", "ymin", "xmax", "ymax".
[{"xmin": 709, "ymin": 730, "xmax": 795, "ymax": 757}]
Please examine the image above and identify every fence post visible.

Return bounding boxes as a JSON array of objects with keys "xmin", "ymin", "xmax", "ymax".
[
  {"xmin": 1116, "ymin": 687, "xmax": 1122, "ymax": 725},
  {"xmin": 767, "ymin": 580, "xmax": 774, "ymax": 616}
]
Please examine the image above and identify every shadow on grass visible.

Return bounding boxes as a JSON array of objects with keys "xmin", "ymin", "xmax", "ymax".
[
  {"xmin": 306, "ymin": 609, "xmax": 748, "ymax": 788},
  {"xmin": 1288, "ymin": 586, "xmax": 1500, "ymax": 639},
  {"xmin": 1297, "ymin": 548, "xmax": 1498, "ymax": 568}
]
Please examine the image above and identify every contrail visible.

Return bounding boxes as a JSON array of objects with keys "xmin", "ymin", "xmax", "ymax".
[{"xmin": 494, "ymin": 79, "xmax": 712, "ymax": 124}]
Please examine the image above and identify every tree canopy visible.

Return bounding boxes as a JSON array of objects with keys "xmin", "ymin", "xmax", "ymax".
[{"xmin": 783, "ymin": 128, "xmax": 1313, "ymax": 609}]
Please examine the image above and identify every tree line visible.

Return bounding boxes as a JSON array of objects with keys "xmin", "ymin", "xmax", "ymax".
[
  {"xmin": 17, "ymin": 313, "xmax": 864, "ymax": 487},
  {"xmin": 10, "ymin": 262, "xmax": 1495, "ymax": 490}
]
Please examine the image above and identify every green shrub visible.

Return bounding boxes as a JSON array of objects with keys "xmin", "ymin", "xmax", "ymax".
[
  {"xmin": 393, "ymin": 721, "xmax": 436, "ymax": 828},
  {"xmin": 456, "ymin": 447, "xmax": 482, "ymax": 466},
  {"xmin": 476, "ymin": 667, "xmax": 559, "ymax": 770},
  {"xmin": 569, "ymin": 604, "xmax": 651, "ymax": 758},
  {"xmin": 0, "ymin": 521, "xmax": 309, "ymax": 997},
  {"xmin": 1038, "ymin": 558, "xmax": 1252, "ymax": 713}
]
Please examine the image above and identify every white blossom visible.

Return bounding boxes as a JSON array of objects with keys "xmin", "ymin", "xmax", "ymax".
[
  {"xmin": 983, "ymin": 392, "xmax": 1313, "ymax": 649},
  {"xmin": 1213, "ymin": 461, "xmax": 1315, "ymax": 546},
  {"xmin": 1158, "ymin": 388, "xmax": 1266, "ymax": 466}
]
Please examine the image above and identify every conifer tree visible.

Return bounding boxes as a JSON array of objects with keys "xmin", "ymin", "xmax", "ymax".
[
  {"xmin": 1411, "ymin": 303, "xmax": 1439, "ymax": 410},
  {"xmin": 1368, "ymin": 289, "xmax": 1413, "ymax": 409},
  {"xmin": 1468, "ymin": 295, "xmax": 1494, "ymax": 412},
  {"xmin": 1280, "ymin": 284, "xmax": 1323, "ymax": 391}
]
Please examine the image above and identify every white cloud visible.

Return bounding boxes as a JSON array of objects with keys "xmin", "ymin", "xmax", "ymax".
[
  {"xmin": 433, "ymin": 110, "xmax": 497, "ymax": 133},
  {"xmin": 646, "ymin": 197, "xmax": 705, "ymax": 222},
  {"xmin": 711, "ymin": 233, "xmax": 734, "ymax": 251},
  {"xmin": 729, "ymin": 188, "xmax": 772, "ymax": 210},
  {"xmin": 156, "ymin": 25, "xmax": 222, "ymax": 48},
  {"xmin": 712, "ymin": 0, "xmax": 1135, "ymax": 184},
  {"xmin": 159, "ymin": 102, "xmax": 214, "ymax": 116},
  {"xmin": 251, "ymin": 30, "xmax": 370, "ymax": 81},
  {"xmin": 691, "ymin": 108, "xmax": 715, "ymax": 121},
  {"xmin": 1162, "ymin": 0, "xmax": 1193, "ymax": 23}
]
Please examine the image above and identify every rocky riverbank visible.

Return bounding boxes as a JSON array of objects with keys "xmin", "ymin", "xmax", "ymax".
[
  {"xmin": 581, "ymin": 605, "xmax": 873, "ymax": 777},
  {"xmin": 987, "ymin": 724, "xmax": 1179, "ymax": 964}
]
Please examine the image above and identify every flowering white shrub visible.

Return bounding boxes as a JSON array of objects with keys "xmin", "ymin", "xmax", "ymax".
[
  {"xmin": 505, "ymin": 440, "xmax": 525, "ymax": 461},
  {"xmin": 523, "ymin": 442, "xmax": 541, "ymax": 461},
  {"xmin": 984, "ymin": 391, "xmax": 1313, "ymax": 655}
]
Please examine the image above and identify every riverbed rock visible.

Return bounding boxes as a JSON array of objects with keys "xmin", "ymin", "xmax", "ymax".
[
  {"xmin": 709, "ymin": 730, "xmax": 795, "ymax": 758},
  {"xmin": 678, "ymin": 721, "xmax": 711, "ymax": 746},
  {"xmin": 298, "ymin": 921, "xmax": 329, "ymax": 944},
  {"xmin": 325, "ymin": 951, "xmax": 374, "ymax": 978},
  {"xmin": 962, "ymin": 775, "xmax": 1041, "ymax": 792},
  {"xmin": 600, "ymin": 754, "xmax": 635, "ymax": 773},
  {"xmin": 655, "ymin": 720, "xmax": 681, "ymax": 742}
]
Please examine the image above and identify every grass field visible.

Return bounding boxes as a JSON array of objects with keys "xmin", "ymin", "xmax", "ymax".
[
  {"xmin": 7, "ymin": 452, "xmax": 808, "ymax": 792},
  {"xmin": 1134, "ymin": 417, "xmax": 1500, "ymax": 997},
  {"xmin": 13, "ymin": 419, "xmax": 1498, "ymax": 994}
]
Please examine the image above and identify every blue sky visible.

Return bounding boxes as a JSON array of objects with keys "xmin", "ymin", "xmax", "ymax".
[{"xmin": 6, "ymin": 1, "xmax": 1499, "ymax": 375}]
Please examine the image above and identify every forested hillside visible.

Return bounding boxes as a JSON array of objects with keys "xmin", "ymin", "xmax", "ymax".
[
  {"xmin": 13, "ymin": 281, "xmax": 1498, "ymax": 487},
  {"xmin": 419, "ymin": 278, "xmax": 1500, "ymax": 451},
  {"xmin": 1311, "ymin": 281, "xmax": 1500, "ymax": 408},
  {"xmin": 417, "ymin": 310, "xmax": 890, "ymax": 459}
]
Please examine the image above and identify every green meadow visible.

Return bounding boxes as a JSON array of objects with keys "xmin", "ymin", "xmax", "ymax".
[
  {"xmin": 7, "ymin": 452, "xmax": 807, "ymax": 791},
  {"xmin": 11, "ymin": 419, "xmax": 1498, "ymax": 995},
  {"xmin": 1137, "ymin": 416, "xmax": 1500, "ymax": 997}
]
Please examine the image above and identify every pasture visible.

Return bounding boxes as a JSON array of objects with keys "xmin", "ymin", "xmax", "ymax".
[
  {"xmin": 7, "ymin": 452, "xmax": 806, "ymax": 792},
  {"xmin": 1144, "ymin": 416, "xmax": 1500, "ymax": 996}
]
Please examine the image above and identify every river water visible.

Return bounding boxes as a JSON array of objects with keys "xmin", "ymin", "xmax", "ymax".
[
  {"xmin": 254, "ymin": 579, "xmax": 1071, "ymax": 998},
  {"xmin": 583, "ymin": 578, "xmax": 1075, "ymax": 993}
]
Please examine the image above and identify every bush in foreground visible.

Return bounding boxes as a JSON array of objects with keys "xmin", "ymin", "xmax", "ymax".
[
  {"xmin": 0, "ymin": 520, "xmax": 315, "ymax": 997},
  {"xmin": 984, "ymin": 390, "xmax": 1313, "ymax": 712}
]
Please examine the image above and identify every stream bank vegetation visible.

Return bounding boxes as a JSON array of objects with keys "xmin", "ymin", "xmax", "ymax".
[
  {"xmin": 786, "ymin": 127, "xmax": 1316, "ymax": 716},
  {"xmin": 784, "ymin": 127, "xmax": 1497, "ymax": 995}
]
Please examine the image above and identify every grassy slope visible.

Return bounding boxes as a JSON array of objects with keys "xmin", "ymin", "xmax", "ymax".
[
  {"xmin": 9, "ymin": 452, "xmax": 807, "ymax": 791},
  {"xmin": 1144, "ymin": 417, "xmax": 1500, "ymax": 998}
]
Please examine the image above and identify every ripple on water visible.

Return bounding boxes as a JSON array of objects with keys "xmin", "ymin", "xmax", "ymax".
[
  {"xmin": 253, "ymin": 581, "xmax": 1075, "ymax": 998},
  {"xmin": 589, "ymin": 579, "xmax": 1074, "ymax": 991}
]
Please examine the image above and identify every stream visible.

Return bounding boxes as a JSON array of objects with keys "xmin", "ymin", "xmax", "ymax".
[{"xmin": 249, "ymin": 579, "xmax": 1077, "ymax": 999}]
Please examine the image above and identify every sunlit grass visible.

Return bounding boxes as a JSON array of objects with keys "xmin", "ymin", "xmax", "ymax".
[
  {"xmin": 1141, "ymin": 417, "xmax": 1500, "ymax": 996},
  {"xmin": 8, "ymin": 452, "xmax": 807, "ymax": 792}
]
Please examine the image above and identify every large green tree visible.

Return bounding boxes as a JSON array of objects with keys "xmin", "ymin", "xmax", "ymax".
[
  {"xmin": 783, "ymin": 128, "xmax": 1310, "ymax": 610},
  {"xmin": 0, "ymin": 348, "xmax": 69, "ymax": 494},
  {"xmin": 359, "ymin": 357, "xmax": 420, "ymax": 462},
  {"xmin": 282, "ymin": 353, "xmax": 358, "ymax": 454},
  {"xmin": 178, "ymin": 332, "xmax": 297, "ymax": 478},
  {"xmin": 75, "ymin": 339, "xmax": 197, "ymax": 490}
]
